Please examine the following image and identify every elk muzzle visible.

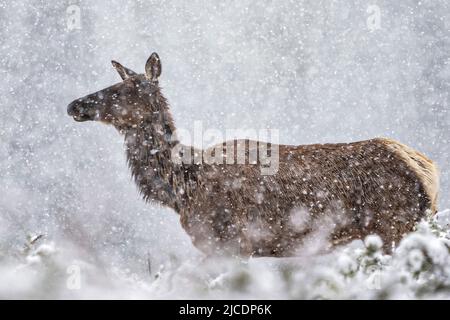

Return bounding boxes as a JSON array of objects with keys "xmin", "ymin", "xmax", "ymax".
[{"xmin": 67, "ymin": 98, "xmax": 100, "ymax": 122}]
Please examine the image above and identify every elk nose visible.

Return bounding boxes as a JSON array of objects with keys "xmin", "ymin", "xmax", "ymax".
[{"xmin": 67, "ymin": 100, "xmax": 81, "ymax": 116}]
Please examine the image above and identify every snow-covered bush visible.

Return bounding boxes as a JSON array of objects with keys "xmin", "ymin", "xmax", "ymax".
[{"xmin": 1, "ymin": 211, "xmax": 449, "ymax": 299}]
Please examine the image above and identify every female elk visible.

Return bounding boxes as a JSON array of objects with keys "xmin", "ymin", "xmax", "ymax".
[{"xmin": 67, "ymin": 53, "xmax": 439, "ymax": 256}]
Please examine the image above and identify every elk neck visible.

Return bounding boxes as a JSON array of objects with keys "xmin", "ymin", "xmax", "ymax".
[{"xmin": 122, "ymin": 90, "xmax": 195, "ymax": 212}]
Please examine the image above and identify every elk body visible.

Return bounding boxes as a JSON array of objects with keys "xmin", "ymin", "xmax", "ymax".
[{"xmin": 67, "ymin": 53, "xmax": 439, "ymax": 257}]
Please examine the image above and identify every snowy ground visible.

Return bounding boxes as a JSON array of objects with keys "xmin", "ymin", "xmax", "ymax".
[{"xmin": 1, "ymin": 210, "xmax": 449, "ymax": 299}]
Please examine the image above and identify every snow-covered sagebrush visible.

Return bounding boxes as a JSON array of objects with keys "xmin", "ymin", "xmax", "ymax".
[{"xmin": 0, "ymin": 210, "xmax": 449, "ymax": 299}]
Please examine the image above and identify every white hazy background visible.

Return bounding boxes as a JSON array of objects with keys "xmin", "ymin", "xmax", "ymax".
[{"xmin": 0, "ymin": 0, "xmax": 449, "ymax": 299}]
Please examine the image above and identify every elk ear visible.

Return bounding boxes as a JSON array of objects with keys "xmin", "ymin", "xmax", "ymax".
[
  {"xmin": 145, "ymin": 52, "xmax": 161, "ymax": 82},
  {"xmin": 111, "ymin": 60, "xmax": 137, "ymax": 80}
]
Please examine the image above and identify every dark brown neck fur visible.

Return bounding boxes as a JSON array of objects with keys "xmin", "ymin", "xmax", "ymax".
[{"xmin": 123, "ymin": 90, "xmax": 194, "ymax": 212}]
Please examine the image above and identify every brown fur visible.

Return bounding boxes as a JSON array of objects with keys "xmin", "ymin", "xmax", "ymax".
[{"xmin": 67, "ymin": 53, "xmax": 439, "ymax": 257}]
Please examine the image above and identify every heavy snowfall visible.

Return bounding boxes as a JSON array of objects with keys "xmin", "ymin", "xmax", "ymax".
[{"xmin": 0, "ymin": 0, "xmax": 449, "ymax": 299}]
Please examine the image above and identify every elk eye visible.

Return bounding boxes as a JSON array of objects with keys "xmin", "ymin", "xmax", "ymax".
[{"xmin": 121, "ymin": 87, "xmax": 133, "ymax": 96}]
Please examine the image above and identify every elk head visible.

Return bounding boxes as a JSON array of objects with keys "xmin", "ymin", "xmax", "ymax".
[{"xmin": 67, "ymin": 53, "xmax": 162, "ymax": 130}]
